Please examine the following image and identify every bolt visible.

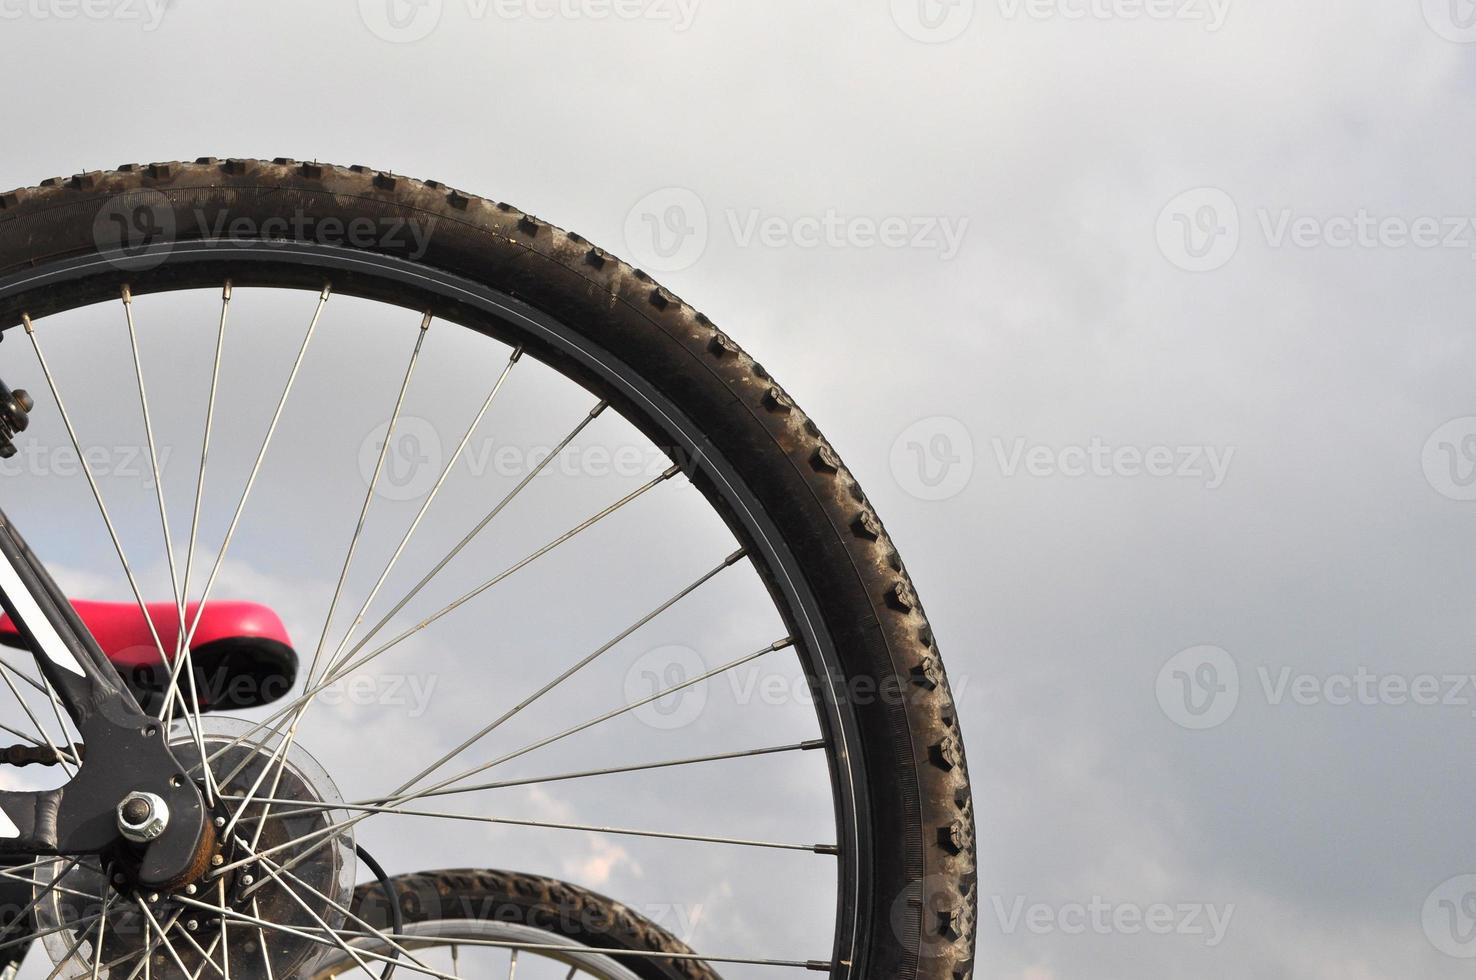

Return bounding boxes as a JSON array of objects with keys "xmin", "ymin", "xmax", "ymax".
[
  {"xmin": 116, "ymin": 791, "xmax": 169, "ymax": 843},
  {"xmin": 112, "ymin": 873, "xmax": 125, "ymax": 885},
  {"xmin": 185, "ymin": 884, "xmax": 197, "ymax": 895},
  {"xmin": 148, "ymin": 893, "xmax": 159, "ymax": 903},
  {"xmin": 214, "ymin": 816, "xmax": 226, "ymax": 828},
  {"xmin": 240, "ymin": 874, "xmax": 254, "ymax": 886},
  {"xmin": 185, "ymin": 919, "xmax": 198, "ymax": 932},
  {"xmin": 211, "ymin": 855, "xmax": 224, "ymax": 867}
]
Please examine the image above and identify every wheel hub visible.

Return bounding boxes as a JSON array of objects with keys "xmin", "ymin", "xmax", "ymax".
[{"xmin": 33, "ymin": 719, "xmax": 355, "ymax": 980}]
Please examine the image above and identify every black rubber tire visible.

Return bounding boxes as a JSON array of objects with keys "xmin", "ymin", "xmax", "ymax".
[
  {"xmin": 352, "ymin": 868, "xmax": 722, "ymax": 980},
  {"xmin": 0, "ymin": 160, "xmax": 976, "ymax": 980}
]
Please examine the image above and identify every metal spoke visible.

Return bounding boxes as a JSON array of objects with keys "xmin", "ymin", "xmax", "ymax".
[
  {"xmin": 507, "ymin": 948, "xmax": 517, "ymax": 980},
  {"xmin": 176, "ymin": 285, "xmax": 331, "ymax": 657},
  {"xmin": 242, "ymin": 846, "xmax": 436, "ymax": 977},
  {"xmin": 385, "ymin": 547, "xmax": 746, "ymax": 803},
  {"xmin": 315, "ymin": 923, "xmax": 825, "ymax": 973},
  {"xmin": 136, "ymin": 897, "xmax": 200, "ymax": 980},
  {"xmin": 238, "ymin": 739, "xmax": 821, "ymax": 816},
  {"xmin": 181, "ymin": 892, "xmax": 827, "ymax": 973},
  {"xmin": 122, "ymin": 286, "xmax": 216, "ymax": 806},
  {"xmin": 237, "ymin": 314, "xmax": 432, "ymax": 856},
  {"xmin": 159, "ymin": 282, "xmax": 231, "ymax": 732},
  {"xmin": 207, "ymin": 462, "xmax": 682, "ymax": 786},
  {"xmin": 226, "ymin": 637, "xmax": 792, "ymax": 880},
  {"xmin": 214, "ymin": 336, "xmax": 519, "ymax": 815},
  {"xmin": 22, "ymin": 312, "xmax": 212, "ymax": 761},
  {"xmin": 308, "ymin": 342, "xmax": 524, "ymax": 692},
  {"xmin": 328, "ymin": 399, "xmax": 607, "ymax": 678},
  {"xmin": 0, "ymin": 659, "xmax": 78, "ymax": 774},
  {"xmin": 234, "ymin": 795, "xmax": 836, "ymax": 853},
  {"xmin": 22, "ymin": 312, "xmax": 175, "ymax": 676},
  {"xmin": 172, "ymin": 896, "xmax": 456, "ymax": 980}
]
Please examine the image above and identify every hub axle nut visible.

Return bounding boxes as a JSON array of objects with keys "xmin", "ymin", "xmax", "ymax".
[{"xmin": 117, "ymin": 791, "xmax": 170, "ymax": 843}]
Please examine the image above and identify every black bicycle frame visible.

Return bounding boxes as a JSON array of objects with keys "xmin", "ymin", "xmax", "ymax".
[{"xmin": 0, "ymin": 508, "xmax": 210, "ymax": 889}]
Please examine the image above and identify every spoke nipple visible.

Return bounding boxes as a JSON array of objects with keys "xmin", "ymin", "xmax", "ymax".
[
  {"xmin": 121, "ymin": 285, "xmax": 133, "ymax": 304},
  {"xmin": 509, "ymin": 345, "xmax": 525, "ymax": 363},
  {"xmin": 223, "ymin": 281, "xmax": 233, "ymax": 301},
  {"xmin": 590, "ymin": 399, "xmax": 609, "ymax": 418},
  {"xmin": 418, "ymin": 311, "xmax": 433, "ymax": 331},
  {"xmin": 724, "ymin": 548, "xmax": 748, "ymax": 566}
]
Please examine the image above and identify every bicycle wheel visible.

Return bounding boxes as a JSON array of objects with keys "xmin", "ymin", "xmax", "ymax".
[
  {"xmin": 327, "ymin": 867, "xmax": 725, "ymax": 979},
  {"xmin": 0, "ymin": 159, "xmax": 974, "ymax": 980}
]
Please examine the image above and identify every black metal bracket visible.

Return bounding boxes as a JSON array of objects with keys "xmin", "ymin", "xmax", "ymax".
[{"xmin": 0, "ymin": 510, "xmax": 213, "ymax": 889}]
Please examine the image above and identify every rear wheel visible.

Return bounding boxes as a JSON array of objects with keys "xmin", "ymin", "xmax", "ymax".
[
  {"xmin": 336, "ymin": 868, "xmax": 723, "ymax": 980},
  {"xmin": 0, "ymin": 160, "xmax": 974, "ymax": 980}
]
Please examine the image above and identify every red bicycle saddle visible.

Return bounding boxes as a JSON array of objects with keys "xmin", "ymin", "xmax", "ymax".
[{"xmin": 0, "ymin": 600, "xmax": 298, "ymax": 711}]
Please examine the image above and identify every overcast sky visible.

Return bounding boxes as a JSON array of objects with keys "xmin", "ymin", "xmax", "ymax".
[{"xmin": 2, "ymin": 2, "xmax": 1476, "ymax": 978}]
